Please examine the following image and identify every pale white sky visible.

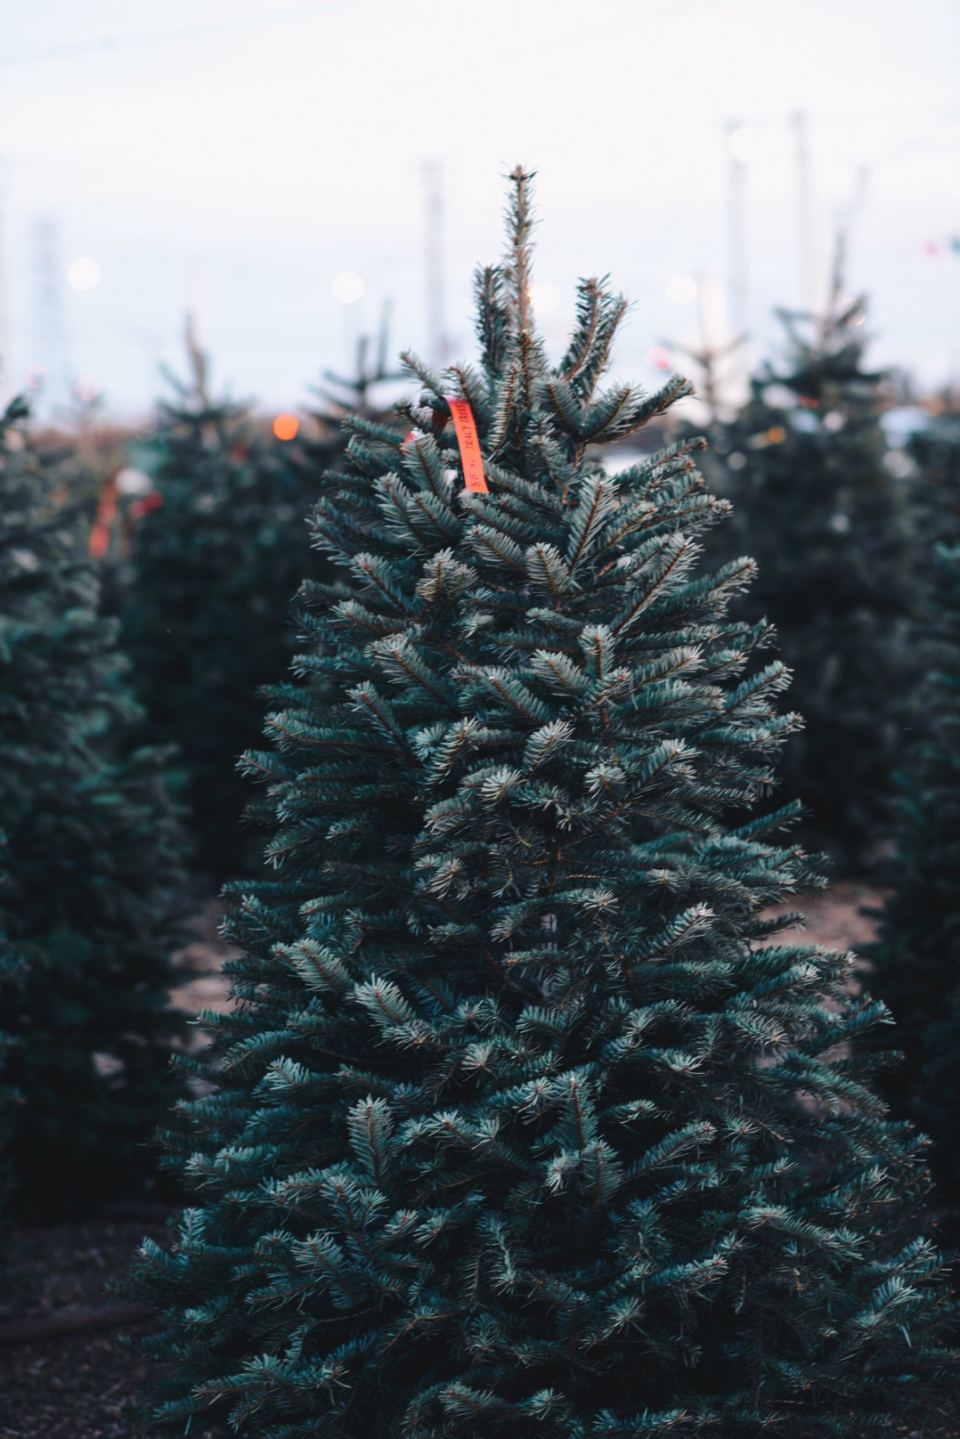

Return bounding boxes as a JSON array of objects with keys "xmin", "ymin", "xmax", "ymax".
[{"xmin": 1, "ymin": 0, "xmax": 958, "ymax": 416}]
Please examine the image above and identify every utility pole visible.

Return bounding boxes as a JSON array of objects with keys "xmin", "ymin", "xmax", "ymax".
[
  {"xmin": 421, "ymin": 160, "xmax": 447, "ymax": 369},
  {"xmin": 0, "ymin": 172, "xmax": 13, "ymax": 408},
  {"xmin": 791, "ymin": 110, "xmax": 824, "ymax": 320},
  {"xmin": 184, "ymin": 262, "xmax": 209, "ymax": 405},
  {"xmin": 33, "ymin": 217, "xmax": 66, "ymax": 410},
  {"xmin": 724, "ymin": 120, "xmax": 748, "ymax": 337}
]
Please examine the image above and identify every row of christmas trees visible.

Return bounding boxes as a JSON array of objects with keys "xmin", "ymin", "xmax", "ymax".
[
  {"xmin": 98, "ymin": 262, "xmax": 960, "ymax": 889},
  {"xmin": 0, "ymin": 171, "xmax": 958, "ymax": 1433}
]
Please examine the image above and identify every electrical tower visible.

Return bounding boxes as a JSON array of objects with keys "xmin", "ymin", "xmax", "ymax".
[
  {"xmin": 421, "ymin": 160, "xmax": 447, "ymax": 369},
  {"xmin": 791, "ymin": 110, "xmax": 825, "ymax": 320},
  {"xmin": 724, "ymin": 119, "xmax": 748, "ymax": 337},
  {"xmin": 0, "ymin": 173, "xmax": 12, "ymax": 407},
  {"xmin": 33, "ymin": 217, "xmax": 67, "ymax": 410}
]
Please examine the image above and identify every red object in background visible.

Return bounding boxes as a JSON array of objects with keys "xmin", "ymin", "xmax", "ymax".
[
  {"xmin": 128, "ymin": 491, "xmax": 163, "ymax": 521},
  {"xmin": 645, "ymin": 345, "xmax": 673, "ymax": 371},
  {"xmin": 273, "ymin": 414, "xmax": 300, "ymax": 441},
  {"xmin": 88, "ymin": 476, "xmax": 119, "ymax": 559}
]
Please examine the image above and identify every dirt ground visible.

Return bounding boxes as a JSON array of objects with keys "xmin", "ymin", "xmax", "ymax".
[
  {"xmin": 0, "ymin": 1218, "xmax": 177, "ymax": 1439},
  {"xmin": 0, "ymin": 883, "xmax": 954, "ymax": 1439}
]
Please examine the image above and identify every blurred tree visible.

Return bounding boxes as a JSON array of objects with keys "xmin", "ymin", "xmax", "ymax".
[
  {"xmin": 132, "ymin": 173, "xmax": 955, "ymax": 1439},
  {"xmin": 871, "ymin": 543, "xmax": 960, "ymax": 1202},
  {"xmin": 0, "ymin": 396, "xmax": 187, "ymax": 1216},
  {"xmin": 907, "ymin": 390, "xmax": 960, "ymax": 553},
  {"xmin": 120, "ymin": 329, "xmax": 335, "ymax": 881},
  {"xmin": 121, "ymin": 320, "xmax": 405, "ymax": 883},
  {"xmin": 702, "ymin": 259, "xmax": 920, "ymax": 869}
]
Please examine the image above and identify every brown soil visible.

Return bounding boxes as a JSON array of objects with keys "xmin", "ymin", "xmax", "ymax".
[
  {"xmin": 168, "ymin": 897, "xmax": 240, "ymax": 1029},
  {"xmin": 759, "ymin": 878, "xmax": 885, "ymax": 955},
  {"xmin": 0, "ymin": 1218, "xmax": 182, "ymax": 1439}
]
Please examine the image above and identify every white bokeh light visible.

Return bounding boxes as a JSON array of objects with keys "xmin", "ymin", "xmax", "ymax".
[
  {"xmin": 68, "ymin": 257, "xmax": 101, "ymax": 291},
  {"xmin": 666, "ymin": 274, "xmax": 698, "ymax": 305},
  {"xmin": 332, "ymin": 270, "xmax": 365, "ymax": 304},
  {"xmin": 116, "ymin": 466, "xmax": 151, "ymax": 496},
  {"xmin": 728, "ymin": 125, "xmax": 760, "ymax": 163},
  {"xmin": 73, "ymin": 377, "xmax": 101, "ymax": 403},
  {"xmin": 529, "ymin": 282, "xmax": 561, "ymax": 315}
]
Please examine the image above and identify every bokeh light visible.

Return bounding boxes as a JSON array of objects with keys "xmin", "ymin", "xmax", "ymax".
[
  {"xmin": 666, "ymin": 274, "xmax": 698, "ymax": 305},
  {"xmin": 68, "ymin": 257, "xmax": 101, "ymax": 291},
  {"xmin": 728, "ymin": 125, "xmax": 760, "ymax": 162},
  {"xmin": 273, "ymin": 414, "xmax": 300, "ymax": 441},
  {"xmin": 332, "ymin": 271, "xmax": 364, "ymax": 304},
  {"xmin": 529, "ymin": 282, "xmax": 562, "ymax": 315},
  {"xmin": 115, "ymin": 467, "xmax": 151, "ymax": 496},
  {"xmin": 645, "ymin": 345, "xmax": 673, "ymax": 371}
]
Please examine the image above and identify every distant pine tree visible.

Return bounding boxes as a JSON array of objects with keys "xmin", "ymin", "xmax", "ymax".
[
  {"xmin": 120, "ymin": 333, "xmax": 333, "ymax": 881},
  {"xmin": 122, "ymin": 324, "xmax": 405, "ymax": 882},
  {"xmin": 871, "ymin": 542, "xmax": 960, "ymax": 1201},
  {"xmin": 0, "ymin": 397, "xmax": 187, "ymax": 1215},
  {"xmin": 703, "ymin": 265, "xmax": 919, "ymax": 869},
  {"xmin": 907, "ymin": 392, "xmax": 960, "ymax": 554},
  {"xmin": 298, "ymin": 307, "xmax": 407, "ymax": 469},
  {"xmin": 132, "ymin": 174, "xmax": 955, "ymax": 1438}
]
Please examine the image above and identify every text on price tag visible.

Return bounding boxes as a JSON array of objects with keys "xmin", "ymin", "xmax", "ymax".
[{"xmin": 445, "ymin": 396, "xmax": 488, "ymax": 494}]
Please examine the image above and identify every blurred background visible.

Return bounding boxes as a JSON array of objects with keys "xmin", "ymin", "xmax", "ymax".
[{"xmin": 1, "ymin": 0, "xmax": 958, "ymax": 418}]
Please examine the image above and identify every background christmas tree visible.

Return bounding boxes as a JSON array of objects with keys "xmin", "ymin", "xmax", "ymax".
[
  {"xmin": 0, "ymin": 395, "xmax": 187, "ymax": 1216},
  {"xmin": 702, "ymin": 261, "xmax": 920, "ymax": 869},
  {"xmin": 119, "ymin": 330, "xmax": 336, "ymax": 881},
  {"xmin": 120, "ymin": 322, "xmax": 405, "ymax": 882},
  {"xmin": 133, "ymin": 174, "xmax": 955, "ymax": 1438},
  {"xmin": 870, "ymin": 542, "xmax": 960, "ymax": 1203},
  {"xmin": 906, "ymin": 389, "xmax": 960, "ymax": 556}
]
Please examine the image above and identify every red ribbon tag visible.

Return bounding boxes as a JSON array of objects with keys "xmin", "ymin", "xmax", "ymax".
[{"xmin": 445, "ymin": 397, "xmax": 488, "ymax": 494}]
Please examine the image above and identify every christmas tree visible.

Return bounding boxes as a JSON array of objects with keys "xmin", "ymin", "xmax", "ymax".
[
  {"xmin": 702, "ymin": 265, "xmax": 919, "ymax": 868},
  {"xmin": 121, "ymin": 320, "xmax": 406, "ymax": 882},
  {"xmin": 301, "ymin": 303, "xmax": 407, "ymax": 457},
  {"xmin": 120, "ymin": 333, "xmax": 331, "ymax": 881},
  {"xmin": 871, "ymin": 542, "xmax": 960, "ymax": 1202},
  {"xmin": 0, "ymin": 396, "xmax": 186, "ymax": 1215},
  {"xmin": 907, "ymin": 391, "xmax": 960, "ymax": 555},
  {"xmin": 133, "ymin": 174, "xmax": 955, "ymax": 1437}
]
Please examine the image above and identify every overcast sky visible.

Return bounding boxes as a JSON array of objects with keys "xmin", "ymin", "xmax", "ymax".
[{"xmin": 1, "ymin": 0, "xmax": 958, "ymax": 417}]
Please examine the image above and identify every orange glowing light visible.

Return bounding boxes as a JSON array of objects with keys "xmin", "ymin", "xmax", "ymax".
[
  {"xmin": 766, "ymin": 426, "xmax": 787, "ymax": 445},
  {"xmin": 273, "ymin": 414, "xmax": 300, "ymax": 442}
]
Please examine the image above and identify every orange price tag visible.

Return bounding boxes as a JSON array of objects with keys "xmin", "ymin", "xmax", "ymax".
[{"xmin": 445, "ymin": 397, "xmax": 488, "ymax": 494}]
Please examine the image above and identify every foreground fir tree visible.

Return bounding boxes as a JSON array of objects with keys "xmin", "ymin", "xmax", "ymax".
[
  {"xmin": 871, "ymin": 543, "xmax": 960, "ymax": 1202},
  {"xmin": 0, "ymin": 397, "xmax": 186, "ymax": 1214},
  {"xmin": 120, "ymin": 336, "xmax": 332, "ymax": 880},
  {"xmin": 134, "ymin": 175, "xmax": 955, "ymax": 1437},
  {"xmin": 702, "ymin": 270, "xmax": 919, "ymax": 868}
]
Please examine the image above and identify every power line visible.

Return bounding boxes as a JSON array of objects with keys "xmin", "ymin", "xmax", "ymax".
[{"xmin": 0, "ymin": 2, "xmax": 369, "ymax": 69}]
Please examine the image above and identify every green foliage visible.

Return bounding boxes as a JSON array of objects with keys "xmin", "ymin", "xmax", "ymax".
[
  {"xmin": 0, "ymin": 397, "xmax": 187, "ymax": 1215},
  {"xmin": 703, "ymin": 292, "xmax": 920, "ymax": 869},
  {"xmin": 120, "ymin": 357, "xmax": 336, "ymax": 880},
  {"xmin": 907, "ymin": 398, "xmax": 960, "ymax": 554},
  {"xmin": 132, "ymin": 174, "xmax": 955, "ymax": 1438},
  {"xmin": 871, "ymin": 543, "xmax": 960, "ymax": 1199}
]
